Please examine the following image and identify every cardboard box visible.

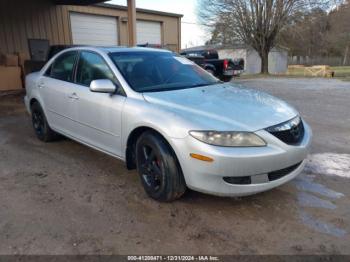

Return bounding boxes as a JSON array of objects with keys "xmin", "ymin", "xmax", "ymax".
[
  {"xmin": 0, "ymin": 66, "xmax": 22, "ymax": 91},
  {"xmin": 16, "ymin": 52, "xmax": 30, "ymax": 68},
  {"xmin": 2, "ymin": 54, "xmax": 19, "ymax": 67},
  {"xmin": 15, "ymin": 52, "xmax": 31, "ymax": 88}
]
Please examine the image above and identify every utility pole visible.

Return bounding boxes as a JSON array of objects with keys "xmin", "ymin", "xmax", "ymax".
[{"xmin": 127, "ymin": 0, "xmax": 137, "ymax": 47}]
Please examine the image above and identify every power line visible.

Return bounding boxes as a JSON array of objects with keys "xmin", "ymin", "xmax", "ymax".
[{"xmin": 181, "ymin": 21, "xmax": 209, "ymax": 26}]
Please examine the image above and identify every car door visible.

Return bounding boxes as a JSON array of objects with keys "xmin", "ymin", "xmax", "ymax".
[
  {"xmin": 71, "ymin": 51, "xmax": 126, "ymax": 157},
  {"xmin": 39, "ymin": 51, "xmax": 79, "ymax": 135}
]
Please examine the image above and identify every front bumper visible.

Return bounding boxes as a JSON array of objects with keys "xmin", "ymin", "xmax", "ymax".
[{"xmin": 170, "ymin": 122, "xmax": 312, "ymax": 197}]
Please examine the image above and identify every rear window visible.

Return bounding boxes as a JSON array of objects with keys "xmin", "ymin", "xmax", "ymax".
[
  {"xmin": 109, "ymin": 51, "xmax": 220, "ymax": 92},
  {"xmin": 49, "ymin": 51, "xmax": 77, "ymax": 82},
  {"xmin": 180, "ymin": 50, "xmax": 218, "ymax": 59}
]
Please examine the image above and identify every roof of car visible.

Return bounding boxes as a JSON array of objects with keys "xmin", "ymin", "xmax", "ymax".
[{"xmin": 76, "ymin": 46, "xmax": 173, "ymax": 54}]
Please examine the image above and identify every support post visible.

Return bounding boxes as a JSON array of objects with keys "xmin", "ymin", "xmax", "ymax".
[{"xmin": 127, "ymin": 0, "xmax": 137, "ymax": 46}]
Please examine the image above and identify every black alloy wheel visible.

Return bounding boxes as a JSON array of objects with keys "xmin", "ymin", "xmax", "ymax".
[
  {"xmin": 30, "ymin": 102, "xmax": 58, "ymax": 142},
  {"xmin": 32, "ymin": 107, "xmax": 45, "ymax": 138},
  {"xmin": 136, "ymin": 131, "xmax": 186, "ymax": 202},
  {"xmin": 139, "ymin": 144, "xmax": 164, "ymax": 192}
]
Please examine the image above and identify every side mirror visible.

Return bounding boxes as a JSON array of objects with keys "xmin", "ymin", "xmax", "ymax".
[{"xmin": 90, "ymin": 79, "xmax": 116, "ymax": 93}]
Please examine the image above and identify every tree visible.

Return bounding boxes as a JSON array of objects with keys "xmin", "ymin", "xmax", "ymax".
[
  {"xmin": 279, "ymin": 8, "xmax": 330, "ymax": 59},
  {"xmin": 198, "ymin": 0, "xmax": 332, "ymax": 73},
  {"xmin": 278, "ymin": 1, "xmax": 350, "ymax": 66},
  {"xmin": 327, "ymin": 1, "xmax": 350, "ymax": 65}
]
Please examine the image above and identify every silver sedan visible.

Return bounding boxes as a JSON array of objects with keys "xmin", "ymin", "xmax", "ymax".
[{"xmin": 24, "ymin": 46, "xmax": 312, "ymax": 202}]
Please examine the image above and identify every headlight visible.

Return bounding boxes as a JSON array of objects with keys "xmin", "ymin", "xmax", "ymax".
[
  {"xmin": 265, "ymin": 116, "xmax": 301, "ymax": 132},
  {"xmin": 189, "ymin": 131, "xmax": 266, "ymax": 147}
]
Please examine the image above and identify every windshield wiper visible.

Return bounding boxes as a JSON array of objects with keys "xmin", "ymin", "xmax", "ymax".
[
  {"xmin": 190, "ymin": 81, "xmax": 222, "ymax": 88},
  {"xmin": 140, "ymin": 81, "xmax": 223, "ymax": 93}
]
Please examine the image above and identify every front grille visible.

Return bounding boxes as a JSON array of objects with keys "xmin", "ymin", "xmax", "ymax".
[
  {"xmin": 267, "ymin": 162, "xmax": 302, "ymax": 181},
  {"xmin": 266, "ymin": 117, "xmax": 305, "ymax": 145},
  {"xmin": 223, "ymin": 162, "xmax": 302, "ymax": 185}
]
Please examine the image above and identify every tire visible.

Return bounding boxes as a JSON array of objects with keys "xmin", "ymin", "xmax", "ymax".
[
  {"xmin": 206, "ymin": 68, "xmax": 215, "ymax": 75},
  {"xmin": 31, "ymin": 102, "xmax": 58, "ymax": 142},
  {"xmin": 221, "ymin": 76, "xmax": 233, "ymax": 82},
  {"xmin": 136, "ymin": 131, "xmax": 186, "ymax": 202}
]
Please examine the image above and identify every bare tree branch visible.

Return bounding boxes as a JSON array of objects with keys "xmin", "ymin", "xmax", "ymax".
[{"xmin": 198, "ymin": 0, "xmax": 337, "ymax": 73}]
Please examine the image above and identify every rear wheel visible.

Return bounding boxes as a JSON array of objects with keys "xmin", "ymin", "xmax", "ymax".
[
  {"xmin": 31, "ymin": 102, "xmax": 58, "ymax": 142},
  {"xmin": 206, "ymin": 68, "xmax": 215, "ymax": 75},
  {"xmin": 221, "ymin": 76, "xmax": 233, "ymax": 82},
  {"xmin": 136, "ymin": 131, "xmax": 186, "ymax": 202}
]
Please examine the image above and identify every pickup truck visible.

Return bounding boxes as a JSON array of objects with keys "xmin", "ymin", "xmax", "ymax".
[{"xmin": 180, "ymin": 49, "xmax": 244, "ymax": 82}]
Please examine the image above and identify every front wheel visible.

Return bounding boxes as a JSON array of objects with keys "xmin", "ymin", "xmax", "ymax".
[{"xmin": 136, "ymin": 131, "xmax": 186, "ymax": 202}]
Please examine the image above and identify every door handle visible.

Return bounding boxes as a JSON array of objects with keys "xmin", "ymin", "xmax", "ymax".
[
  {"xmin": 68, "ymin": 93, "xmax": 79, "ymax": 100},
  {"xmin": 38, "ymin": 82, "xmax": 45, "ymax": 88}
]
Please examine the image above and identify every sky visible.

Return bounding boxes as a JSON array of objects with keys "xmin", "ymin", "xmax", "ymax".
[{"xmin": 107, "ymin": 0, "xmax": 209, "ymax": 49}]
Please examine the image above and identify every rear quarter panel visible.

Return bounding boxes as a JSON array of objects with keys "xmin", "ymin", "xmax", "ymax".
[{"xmin": 25, "ymin": 72, "xmax": 44, "ymax": 113}]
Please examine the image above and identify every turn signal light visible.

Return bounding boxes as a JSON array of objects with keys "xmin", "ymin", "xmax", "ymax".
[{"xmin": 190, "ymin": 153, "xmax": 214, "ymax": 162}]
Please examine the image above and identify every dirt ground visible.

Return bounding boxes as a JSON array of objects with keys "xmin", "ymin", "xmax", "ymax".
[{"xmin": 0, "ymin": 78, "xmax": 349, "ymax": 255}]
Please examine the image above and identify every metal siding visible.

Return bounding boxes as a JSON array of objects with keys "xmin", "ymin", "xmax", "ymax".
[
  {"xmin": 55, "ymin": 5, "xmax": 65, "ymax": 44},
  {"xmin": 37, "ymin": 5, "xmax": 46, "ymax": 39},
  {"xmin": 1, "ymin": 2, "xmax": 13, "ymax": 52},
  {"xmin": 8, "ymin": 1, "xmax": 20, "ymax": 52},
  {"xmin": 218, "ymin": 49, "xmax": 247, "ymax": 62},
  {"xmin": 0, "ymin": 0, "xmax": 67, "ymax": 54},
  {"xmin": 0, "ymin": 6, "xmax": 6, "ymax": 52},
  {"xmin": 49, "ymin": 5, "xmax": 60, "ymax": 44},
  {"xmin": 61, "ymin": 5, "xmax": 72, "ymax": 44},
  {"xmin": 70, "ymin": 12, "xmax": 118, "ymax": 45},
  {"xmin": 31, "ymin": 3, "xmax": 41, "ymax": 39},
  {"xmin": 246, "ymin": 49, "xmax": 262, "ymax": 74},
  {"xmin": 0, "ymin": 1, "xmax": 180, "ymax": 55},
  {"xmin": 268, "ymin": 50, "xmax": 288, "ymax": 74},
  {"xmin": 43, "ymin": 7, "xmax": 54, "ymax": 46}
]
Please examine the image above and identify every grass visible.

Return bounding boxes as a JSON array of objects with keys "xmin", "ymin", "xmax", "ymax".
[
  {"xmin": 332, "ymin": 66, "xmax": 350, "ymax": 78},
  {"xmin": 238, "ymin": 66, "xmax": 350, "ymax": 81},
  {"xmin": 286, "ymin": 66, "xmax": 350, "ymax": 81}
]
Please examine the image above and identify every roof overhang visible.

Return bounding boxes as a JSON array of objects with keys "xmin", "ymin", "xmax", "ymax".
[
  {"xmin": 53, "ymin": 0, "xmax": 105, "ymax": 5},
  {"xmin": 52, "ymin": 1, "xmax": 183, "ymax": 18},
  {"xmin": 97, "ymin": 3, "xmax": 183, "ymax": 18}
]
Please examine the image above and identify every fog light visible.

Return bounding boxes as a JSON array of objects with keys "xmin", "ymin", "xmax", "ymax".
[{"xmin": 190, "ymin": 153, "xmax": 214, "ymax": 162}]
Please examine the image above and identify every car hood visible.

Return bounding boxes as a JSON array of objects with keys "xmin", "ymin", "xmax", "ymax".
[{"xmin": 142, "ymin": 83, "xmax": 298, "ymax": 132}]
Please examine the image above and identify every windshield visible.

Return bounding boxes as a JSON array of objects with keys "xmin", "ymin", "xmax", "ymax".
[{"xmin": 109, "ymin": 51, "xmax": 220, "ymax": 92}]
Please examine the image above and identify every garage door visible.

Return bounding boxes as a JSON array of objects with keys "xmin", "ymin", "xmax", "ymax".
[
  {"xmin": 70, "ymin": 13, "xmax": 118, "ymax": 46},
  {"xmin": 137, "ymin": 21, "xmax": 161, "ymax": 45}
]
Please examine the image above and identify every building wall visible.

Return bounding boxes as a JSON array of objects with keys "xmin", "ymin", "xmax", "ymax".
[
  {"xmin": 218, "ymin": 47, "xmax": 288, "ymax": 74},
  {"xmin": 245, "ymin": 49, "xmax": 261, "ymax": 74},
  {"xmin": 245, "ymin": 48, "xmax": 288, "ymax": 74},
  {"xmin": 217, "ymin": 49, "xmax": 246, "ymax": 65},
  {"xmin": 268, "ymin": 49, "xmax": 288, "ymax": 74},
  {"xmin": 218, "ymin": 48, "xmax": 261, "ymax": 74},
  {"xmin": 0, "ymin": 0, "xmax": 181, "ymax": 56}
]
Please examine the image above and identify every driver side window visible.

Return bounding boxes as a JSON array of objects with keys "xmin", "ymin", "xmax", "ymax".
[{"xmin": 76, "ymin": 51, "xmax": 116, "ymax": 86}]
